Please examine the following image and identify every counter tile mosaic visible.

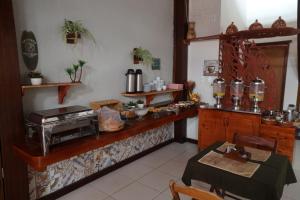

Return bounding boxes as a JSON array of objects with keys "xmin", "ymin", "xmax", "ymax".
[{"xmin": 28, "ymin": 123, "xmax": 174, "ymax": 199}]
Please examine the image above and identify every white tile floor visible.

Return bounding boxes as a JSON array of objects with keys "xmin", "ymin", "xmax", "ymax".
[{"xmin": 58, "ymin": 142, "xmax": 300, "ymax": 200}]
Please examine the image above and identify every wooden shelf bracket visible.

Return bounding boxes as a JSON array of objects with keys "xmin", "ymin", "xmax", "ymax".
[{"xmin": 58, "ymin": 85, "xmax": 71, "ymax": 104}]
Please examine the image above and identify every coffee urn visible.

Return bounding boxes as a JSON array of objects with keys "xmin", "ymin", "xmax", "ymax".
[
  {"xmin": 126, "ymin": 69, "xmax": 136, "ymax": 93},
  {"xmin": 136, "ymin": 69, "xmax": 143, "ymax": 92}
]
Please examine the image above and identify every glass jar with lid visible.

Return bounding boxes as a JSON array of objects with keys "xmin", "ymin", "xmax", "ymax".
[
  {"xmin": 212, "ymin": 78, "xmax": 225, "ymax": 108},
  {"xmin": 230, "ymin": 78, "xmax": 244, "ymax": 110},
  {"xmin": 249, "ymin": 77, "xmax": 265, "ymax": 102},
  {"xmin": 249, "ymin": 77, "xmax": 265, "ymax": 112}
]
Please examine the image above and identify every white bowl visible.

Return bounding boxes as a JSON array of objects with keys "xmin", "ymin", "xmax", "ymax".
[{"xmin": 134, "ymin": 108, "xmax": 149, "ymax": 118}]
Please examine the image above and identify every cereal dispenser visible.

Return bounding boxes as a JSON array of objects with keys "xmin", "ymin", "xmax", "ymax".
[
  {"xmin": 212, "ymin": 78, "xmax": 225, "ymax": 108},
  {"xmin": 230, "ymin": 78, "xmax": 244, "ymax": 110}
]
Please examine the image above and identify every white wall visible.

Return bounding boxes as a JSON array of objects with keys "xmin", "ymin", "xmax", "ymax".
[
  {"xmin": 12, "ymin": 0, "xmax": 174, "ymax": 114},
  {"xmin": 247, "ymin": 0, "xmax": 297, "ymax": 25},
  {"xmin": 187, "ymin": 0, "xmax": 298, "ymax": 140},
  {"xmin": 189, "ymin": 0, "xmax": 220, "ymax": 36},
  {"xmin": 220, "ymin": 0, "xmax": 248, "ymax": 32},
  {"xmin": 187, "ymin": 41, "xmax": 219, "ymax": 139}
]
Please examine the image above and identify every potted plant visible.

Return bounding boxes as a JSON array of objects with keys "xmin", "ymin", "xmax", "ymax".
[
  {"xmin": 127, "ymin": 101, "xmax": 137, "ymax": 108},
  {"xmin": 132, "ymin": 47, "xmax": 153, "ymax": 66},
  {"xmin": 136, "ymin": 100, "xmax": 144, "ymax": 108},
  {"xmin": 65, "ymin": 60, "xmax": 87, "ymax": 82},
  {"xmin": 28, "ymin": 71, "xmax": 43, "ymax": 85},
  {"xmin": 61, "ymin": 19, "xmax": 95, "ymax": 44}
]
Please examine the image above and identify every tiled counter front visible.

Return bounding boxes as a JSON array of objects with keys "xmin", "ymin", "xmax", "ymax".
[{"xmin": 28, "ymin": 123, "xmax": 174, "ymax": 200}]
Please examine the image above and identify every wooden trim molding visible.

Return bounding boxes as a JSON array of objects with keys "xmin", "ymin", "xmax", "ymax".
[
  {"xmin": 0, "ymin": 0, "xmax": 29, "ymax": 199},
  {"xmin": 39, "ymin": 139, "xmax": 174, "ymax": 200},
  {"xmin": 297, "ymin": 0, "xmax": 300, "ymax": 109},
  {"xmin": 185, "ymin": 138, "xmax": 198, "ymax": 144}
]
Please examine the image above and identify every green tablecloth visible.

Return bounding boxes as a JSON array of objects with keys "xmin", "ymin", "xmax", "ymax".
[{"xmin": 182, "ymin": 142, "xmax": 297, "ymax": 200}]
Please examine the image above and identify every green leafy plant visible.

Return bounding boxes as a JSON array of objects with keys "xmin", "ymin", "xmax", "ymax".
[
  {"xmin": 127, "ymin": 101, "xmax": 137, "ymax": 107},
  {"xmin": 61, "ymin": 19, "xmax": 95, "ymax": 43},
  {"xmin": 65, "ymin": 60, "xmax": 87, "ymax": 82},
  {"xmin": 132, "ymin": 47, "xmax": 153, "ymax": 66},
  {"xmin": 65, "ymin": 68, "xmax": 75, "ymax": 82},
  {"xmin": 28, "ymin": 71, "xmax": 43, "ymax": 78},
  {"xmin": 72, "ymin": 64, "xmax": 79, "ymax": 81},
  {"xmin": 78, "ymin": 60, "xmax": 86, "ymax": 81},
  {"xmin": 136, "ymin": 100, "xmax": 144, "ymax": 104}
]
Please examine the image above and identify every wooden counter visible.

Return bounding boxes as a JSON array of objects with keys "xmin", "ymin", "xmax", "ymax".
[
  {"xmin": 198, "ymin": 108, "xmax": 296, "ymax": 161},
  {"xmin": 14, "ymin": 107, "xmax": 197, "ymax": 171}
]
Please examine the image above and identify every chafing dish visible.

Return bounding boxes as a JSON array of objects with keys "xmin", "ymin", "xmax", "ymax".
[{"xmin": 26, "ymin": 106, "xmax": 99, "ymax": 155}]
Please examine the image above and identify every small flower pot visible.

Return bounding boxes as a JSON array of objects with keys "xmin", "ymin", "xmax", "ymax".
[
  {"xmin": 137, "ymin": 104, "xmax": 144, "ymax": 109},
  {"xmin": 133, "ymin": 55, "xmax": 143, "ymax": 65},
  {"xmin": 30, "ymin": 78, "xmax": 42, "ymax": 85},
  {"xmin": 66, "ymin": 32, "xmax": 81, "ymax": 44}
]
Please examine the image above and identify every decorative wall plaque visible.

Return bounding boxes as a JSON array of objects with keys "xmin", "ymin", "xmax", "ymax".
[
  {"xmin": 21, "ymin": 31, "xmax": 38, "ymax": 71},
  {"xmin": 203, "ymin": 60, "xmax": 220, "ymax": 76}
]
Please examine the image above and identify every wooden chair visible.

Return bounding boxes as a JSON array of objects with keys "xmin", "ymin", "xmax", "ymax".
[
  {"xmin": 169, "ymin": 180, "xmax": 223, "ymax": 200},
  {"xmin": 233, "ymin": 133, "xmax": 277, "ymax": 152}
]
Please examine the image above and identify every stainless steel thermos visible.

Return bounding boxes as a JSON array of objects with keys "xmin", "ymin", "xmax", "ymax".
[
  {"xmin": 125, "ymin": 69, "xmax": 143, "ymax": 93},
  {"xmin": 126, "ymin": 69, "xmax": 136, "ymax": 93},
  {"xmin": 136, "ymin": 69, "xmax": 143, "ymax": 93}
]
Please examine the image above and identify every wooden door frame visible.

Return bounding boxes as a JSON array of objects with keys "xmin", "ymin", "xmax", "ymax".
[{"xmin": 0, "ymin": 0, "xmax": 29, "ymax": 199}]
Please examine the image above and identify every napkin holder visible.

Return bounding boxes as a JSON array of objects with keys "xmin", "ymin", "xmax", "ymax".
[{"xmin": 224, "ymin": 146, "xmax": 251, "ymax": 163}]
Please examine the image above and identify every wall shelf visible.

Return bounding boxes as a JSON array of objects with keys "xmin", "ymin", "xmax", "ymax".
[
  {"xmin": 185, "ymin": 27, "xmax": 300, "ymax": 45},
  {"xmin": 21, "ymin": 82, "xmax": 81, "ymax": 104},
  {"xmin": 220, "ymin": 27, "xmax": 300, "ymax": 40},
  {"xmin": 121, "ymin": 89, "xmax": 183, "ymax": 105}
]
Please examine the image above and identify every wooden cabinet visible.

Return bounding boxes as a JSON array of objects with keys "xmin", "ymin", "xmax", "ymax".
[
  {"xmin": 226, "ymin": 112, "xmax": 260, "ymax": 142},
  {"xmin": 260, "ymin": 124, "xmax": 295, "ymax": 160},
  {"xmin": 198, "ymin": 108, "xmax": 296, "ymax": 161},
  {"xmin": 199, "ymin": 109, "xmax": 226, "ymax": 148},
  {"xmin": 198, "ymin": 109, "xmax": 260, "ymax": 149}
]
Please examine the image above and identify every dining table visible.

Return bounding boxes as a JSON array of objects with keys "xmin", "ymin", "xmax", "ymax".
[{"xmin": 182, "ymin": 142, "xmax": 297, "ymax": 200}]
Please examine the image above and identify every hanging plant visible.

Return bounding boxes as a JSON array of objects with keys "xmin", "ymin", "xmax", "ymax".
[
  {"xmin": 61, "ymin": 19, "xmax": 95, "ymax": 44},
  {"xmin": 132, "ymin": 47, "xmax": 153, "ymax": 66},
  {"xmin": 65, "ymin": 60, "xmax": 87, "ymax": 82}
]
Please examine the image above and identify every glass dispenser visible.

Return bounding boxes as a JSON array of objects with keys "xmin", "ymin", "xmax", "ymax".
[
  {"xmin": 212, "ymin": 78, "xmax": 225, "ymax": 108},
  {"xmin": 249, "ymin": 77, "xmax": 265, "ymax": 112},
  {"xmin": 230, "ymin": 78, "xmax": 244, "ymax": 110}
]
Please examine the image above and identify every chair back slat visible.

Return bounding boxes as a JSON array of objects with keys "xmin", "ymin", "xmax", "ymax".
[
  {"xmin": 233, "ymin": 133, "xmax": 277, "ymax": 152},
  {"xmin": 169, "ymin": 180, "xmax": 223, "ymax": 200}
]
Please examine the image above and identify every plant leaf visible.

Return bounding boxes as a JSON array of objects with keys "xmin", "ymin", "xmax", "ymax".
[
  {"xmin": 78, "ymin": 60, "xmax": 87, "ymax": 67},
  {"xmin": 65, "ymin": 68, "xmax": 74, "ymax": 75}
]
